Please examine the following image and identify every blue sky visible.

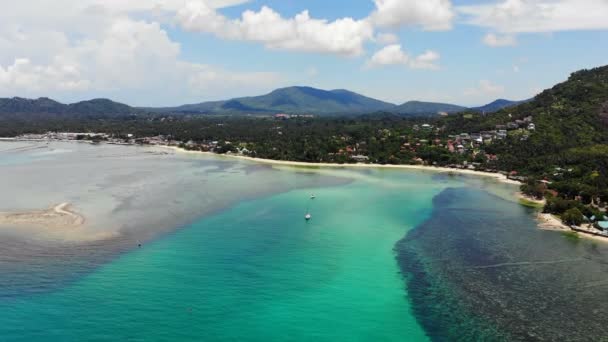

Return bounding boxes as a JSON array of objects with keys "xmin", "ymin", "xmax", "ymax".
[{"xmin": 1, "ymin": 0, "xmax": 607, "ymax": 106}]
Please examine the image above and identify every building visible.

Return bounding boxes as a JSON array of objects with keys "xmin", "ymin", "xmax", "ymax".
[
  {"xmin": 352, "ymin": 155, "xmax": 369, "ymax": 163},
  {"xmin": 274, "ymin": 113, "xmax": 290, "ymax": 120}
]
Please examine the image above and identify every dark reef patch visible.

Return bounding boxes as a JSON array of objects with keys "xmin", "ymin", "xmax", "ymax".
[{"xmin": 396, "ymin": 187, "xmax": 608, "ymax": 341}]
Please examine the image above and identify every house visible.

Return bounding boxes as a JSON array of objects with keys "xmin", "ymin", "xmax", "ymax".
[
  {"xmin": 352, "ymin": 155, "xmax": 370, "ymax": 163},
  {"xmin": 596, "ymin": 221, "xmax": 608, "ymax": 230},
  {"xmin": 274, "ymin": 113, "xmax": 290, "ymax": 120}
]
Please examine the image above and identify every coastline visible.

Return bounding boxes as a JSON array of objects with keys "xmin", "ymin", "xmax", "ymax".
[
  {"xmin": 3, "ymin": 139, "xmax": 605, "ymax": 243},
  {"xmin": 164, "ymin": 146, "xmax": 522, "ymax": 185},
  {"xmin": 537, "ymin": 212, "xmax": 608, "ymax": 243}
]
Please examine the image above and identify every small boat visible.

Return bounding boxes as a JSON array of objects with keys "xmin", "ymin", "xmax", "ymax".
[
  {"xmin": 310, "ymin": 194, "xmax": 316, "ymax": 199},
  {"xmin": 305, "ymin": 213, "xmax": 312, "ymax": 221}
]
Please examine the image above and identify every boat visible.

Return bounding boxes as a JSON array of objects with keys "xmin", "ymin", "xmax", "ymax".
[
  {"xmin": 305, "ymin": 213, "xmax": 312, "ymax": 221},
  {"xmin": 310, "ymin": 194, "xmax": 316, "ymax": 199}
]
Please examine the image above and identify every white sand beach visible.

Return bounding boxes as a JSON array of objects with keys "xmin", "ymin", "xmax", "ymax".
[{"xmin": 166, "ymin": 146, "xmax": 522, "ymax": 185}]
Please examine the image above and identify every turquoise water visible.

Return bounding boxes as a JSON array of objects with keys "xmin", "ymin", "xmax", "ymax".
[{"xmin": 1, "ymin": 170, "xmax": 454, "ymax": 341}]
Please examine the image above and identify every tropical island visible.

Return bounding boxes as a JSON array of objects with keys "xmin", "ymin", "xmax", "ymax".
[{"xmin": 2, "ymin": 65, "xmax": 608, "ymax": 238}]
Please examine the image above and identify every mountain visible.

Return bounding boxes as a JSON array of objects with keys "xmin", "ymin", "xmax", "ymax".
[
  {"xmin": 157, "ymin": 86, "xmax": 397, "ymax": 115},
  {"xmin": 0, "ymin": 97, "xmax": 138, "ymax": 119},
  {"xmin": 393, "ymin": 101, "xmax": 466, "ymax": 116},
  {"xmin": 0, "ymin": 88, "xmax": 530, "ymax": 119},
  {"xmin": 0, "ymin": 97, "xmax": 66, "ymax": 115},
  {"xmin": 471, "ymin": 99, "xmax": 531, "ymax": 113}
]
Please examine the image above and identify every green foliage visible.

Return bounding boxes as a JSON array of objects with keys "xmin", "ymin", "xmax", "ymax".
[
  {"xmin": 562, "ymin": 208, "xmax": 585, "ymax": 225},
  {"xmin": 520, "ymin": 180, "xmax": 546, "ymax": 200},
  {"xmin": 518, "ymin": 198, "xmax": 544, "ymax": 209},
  {"xmin": 544, "ymin": 197, "xmax": 582, "ymax": 215}
]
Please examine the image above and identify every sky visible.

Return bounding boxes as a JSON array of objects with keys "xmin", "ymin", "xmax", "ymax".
[{"xmin": 0, "ymin": 0, "xmax": 607, "ymax": 107}]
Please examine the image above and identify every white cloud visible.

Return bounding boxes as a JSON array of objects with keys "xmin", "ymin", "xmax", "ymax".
[
  {"xmin": 0, "ymin": 0, "xmax": 449, "ymax": 104},
  {"xmin": 176, "ymin": 3, "xmax": 374, "ymax": 56},
  {"xmin": 367, "ymin": 44, "xmax": 409, "ymax": 67},
  {"xmin": 0, "ymin": 8, "xmax": 281, "ymax": 105},
  {"xmin": 483, "ymin": 33, "xmax": 517, "ymax": 47},
  {"xmin": 459, "ymin": 0, "xmax": 608, "ymax": 33},
  {"xmin": 366, "ymin": 44, "xmax": 440, "ymax": 70},
  {"xmin": 0, "ymin": 58, "xmax": 90, "ymax": 92},
  {"xmin": 464, "ymin": 80, "xmax": 505, "ymax": 97},
  {"xmin": 376, "ymin": 32, "xmax": 399, "ymax": 45},
  {"xmin": 370, "ymin": 0, "xmax": 455, "ymax": 31},
  {"xmin": 409, "ymin": 50, "xmax": 441, "ymax": 70}
]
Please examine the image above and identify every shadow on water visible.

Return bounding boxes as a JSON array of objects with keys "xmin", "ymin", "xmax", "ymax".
[{"xmin": 396, "ymin": 187, "xmax": 608, "ymax": 341}]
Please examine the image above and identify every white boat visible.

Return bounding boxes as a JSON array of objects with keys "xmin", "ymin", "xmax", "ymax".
[
  {"xmin": 305, "ymin": 213, "xmax": 312, "ymax": 221},
  {"xmin": 310, "ymin": 194, "xmax": 316, "ymax": 199}
]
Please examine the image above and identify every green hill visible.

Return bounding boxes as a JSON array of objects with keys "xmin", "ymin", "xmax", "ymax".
[
  {"xmin": 0, "ymin": 97, "xmax": 138, "ymax": 119},
  {"xmin": 160, "ymin": 86, "xmax": 397, "ymax": 115},
  {"xmin": 444, "ymin": 65, "xmax": 608, "ymax": 187},
  {"xmin": 471, "ymin": 99, "xmax": 530, "ymax": 113},
  {"xmin": 393, "ymin": 101, "xmax": 466, "ymax": 116}
]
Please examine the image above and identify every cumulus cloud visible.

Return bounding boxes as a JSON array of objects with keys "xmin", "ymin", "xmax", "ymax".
[
  {"xmin": 459, "ymin": 0, "xmax": 608, "ymax": 33},
  {"xmin": 376, "ymin": 32, "xmax": 399, "ymax": 45},
  {"xmin": 0, "ymin": 0, "xmax": 449, "ymax": 104},
  {"xmin": 176, "ymin": 3, "xmax": 374, "ymax": 56},
  {"xmin": 409, "ymin": 50, "xmax": 441, "ymax": 70},
  {"xmin": 483, "ymin": 33, "xmax": 517, "ymax": 47},
  {"xmin": 0, "ymin": 58, "xmax": 90, "ymax": 92},
  {"xmin": 175, "ymin": 0, "xmax": 456, "ymax": 55},
  {"xmin": 0, "ymin": 2, "xmax": 282, "ymax": 105},
  {"xmin": 366, "ymin": 44, "xmax": 440, "ymax": 70},
  {"xmin": 464, "ymin": 80, "xmax": 505, "ymax": 97},
  {"xmin": 367, "ymin": 44, "xmax": 410, "ymax": 67},
  {"xmin": 370, "ymin": 0, "xmax": 455, "ymax": 31}
]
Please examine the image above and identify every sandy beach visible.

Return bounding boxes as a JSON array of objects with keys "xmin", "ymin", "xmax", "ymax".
[
  {"xmin": 0, "ymin": 203, "xmax": 84, "ymax": 228},
  {"xmin": 537, "ymin": 213, "xmax": 608, "ymax": 243},
  {"xmin": 537, "ymin": 213, "xmax": 569, "ymax": 231},
  {"xmin": 165, "ymin": 146, "xmax": 523, "ymax": 186}
]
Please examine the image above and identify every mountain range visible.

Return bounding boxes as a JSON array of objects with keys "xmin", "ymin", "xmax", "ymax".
[
  {"xmin": 0, "ymin": 97, "xmax": 137, "ymax": 119},
  {"xmin": 150, "ymin": 86, "xmax": 524, "ymax": 116},
  {"xmin": 0, "ymin": 86, "xmax": 526, "ymax": 118}
]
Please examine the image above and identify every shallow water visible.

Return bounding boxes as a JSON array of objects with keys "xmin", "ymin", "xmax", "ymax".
[
  {"xmin": 0, "ymin": 149, "xmax": 456, "ymax": 341},
  {"xmin": 1, "ymin": 142, "xmax": 607, "ymax": 341}
]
